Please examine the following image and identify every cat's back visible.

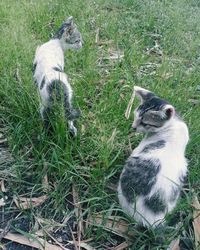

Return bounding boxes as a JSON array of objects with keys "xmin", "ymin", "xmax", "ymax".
[
  {"xmin": 35, "ymin": 39, "xmax": 64, "ymax": 71},
  {"xmin": 34, "ymin": 39, "xmax": 64, "ymax": 84},
  {"xmin": 137, "ymin": 120, "xmax": 188, "ymax": 189}
]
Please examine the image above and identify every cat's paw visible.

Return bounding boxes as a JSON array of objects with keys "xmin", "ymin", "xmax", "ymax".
[{"xmin": 69, "ymin": 126, "xmax": 77, "ymax": 137}]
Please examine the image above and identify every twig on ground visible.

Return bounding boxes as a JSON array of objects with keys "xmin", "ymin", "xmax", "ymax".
[
  {"xmin": 2, "ymin": 232, "xmax": 68, "ymax": 250},
  {"xmin": 72, "ymin": 184, "xmax": 84, "ymax": 250},
  {"xmin": 69, "ymin": 227, "xmax": 78, "ymax": 250}
]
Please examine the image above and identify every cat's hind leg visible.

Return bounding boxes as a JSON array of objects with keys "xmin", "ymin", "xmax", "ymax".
[
  {"xmin": 62, "ymin": 77, "xmax": 81, "ymax": 137},
  {"xmin": 39, "ymin": 85, "xmax": 53, "ymax": 131}
]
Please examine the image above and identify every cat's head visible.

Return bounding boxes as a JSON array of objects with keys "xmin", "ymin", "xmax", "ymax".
[
  {"xmin": 53, "ymin": 16, "xmax": 83, "ymax": 50},
  {"xmin": 132, "ymin": 86, "xmax": 175, "ymax": 133}
]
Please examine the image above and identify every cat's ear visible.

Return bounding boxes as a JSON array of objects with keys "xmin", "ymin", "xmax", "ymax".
[
  {"xmin": 134, "ymin": 86, "xmax": 154, "ymax": 103},
  {"xmin": 64, "ymin": 16, "xmax": 74, "ymax": 35},
  {"xmin": 148, "ymin": 104, "xmax": 175, "ymax": 120},
  {"xmin": 162, "ymin": 104, "xmax": 175, "ymax": 119},
  {"xmin": 65, "ymin": 16, "xmax": 73, "ymax": 25}
]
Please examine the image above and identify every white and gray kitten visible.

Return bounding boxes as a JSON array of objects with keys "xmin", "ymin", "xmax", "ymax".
[
  {"xmin": 118, "ymin": 86, "xmax": 189, "ymax": 228},
  {"xmin": 33, "ymin": 16, "xmax": 83, "ymax": 136}
]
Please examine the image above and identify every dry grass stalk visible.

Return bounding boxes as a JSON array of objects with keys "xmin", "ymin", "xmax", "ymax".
[
  {"xmin": 87, "ymin": 213, "xmax": 134, "ymax": 238},
  {"xmin": 125, "ymin": 89, "xmax": 135, "ymax": 119},
  {"xmin": 107, "ymin": 183, "xmax": 117, "ymax": 192},
  {"xmin": 192, "ymin": 194, "xmax": 200, "ymax": 248},
  {"xmin": 0, "ymin": 180, "xmax": 6, "ymax": 192},
  {"xmin": 95, "ymin": 28, "xmax": 99, "ymax": 44},
  {"xmin": 111, "ymin": 241, "xmax": 130, "ymax": 250}
]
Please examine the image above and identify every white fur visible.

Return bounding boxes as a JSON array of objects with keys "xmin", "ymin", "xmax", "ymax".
[
  {"xmin": 33, "ymin": 36, "xmax": 82, "ymax": 135},
  {"xmin": 33, "ymin": 39, "xmax": 73, "ymax": 106},
  {"xmin": 118, "ymin": 116, "xmax": 189, "ymax": 227}
]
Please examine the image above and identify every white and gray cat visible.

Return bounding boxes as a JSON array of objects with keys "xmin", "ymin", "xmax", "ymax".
[
  {"xmin": 33, "ymin": 16, "xmax": 83, "ymax": 136},
  {"xmin": 118, "ymin": 86, "xmax": 189, "ymax": 228}
]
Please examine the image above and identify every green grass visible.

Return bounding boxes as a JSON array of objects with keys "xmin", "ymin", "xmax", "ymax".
[{"xmin": 0, "ymin": 0, "xmax": 200, "ymax": 249}]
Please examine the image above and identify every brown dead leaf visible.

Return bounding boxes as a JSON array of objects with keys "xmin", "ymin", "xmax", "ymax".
[
  {"xmin": 111, "ymin": 241, "xmax": 130, "ymax": 250},
  {"xmin": 3, "ymin": 232, "xmax": 69, "ymax": 250},
  {"xmin": 192, "ymin": 195, "xmax": 200, "ymax": 248},
  {"xmin": 13, "ymin": 195, "xmax": 48, "ymax": 209},
  {"xmin": 168, "ymin": 238, "xmax": 180, "ymax": 250},
  {"xmin": 87, "ymin": 213, "xmax": 134, "ymax": 238}
]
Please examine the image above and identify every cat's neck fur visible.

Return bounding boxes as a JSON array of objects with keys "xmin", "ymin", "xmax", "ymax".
[
  {"xmin": 144, "ymin": 116, "xmax": 189, "ymax": 150},
  {"xmin": 50, "ymin": 38, "xmax": 72, "ymax": 52}
]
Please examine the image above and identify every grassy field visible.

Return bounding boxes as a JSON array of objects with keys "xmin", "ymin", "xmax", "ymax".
[{"xmin": 0, "ymin": 0, "xmax": 200, "ymax": 249}]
